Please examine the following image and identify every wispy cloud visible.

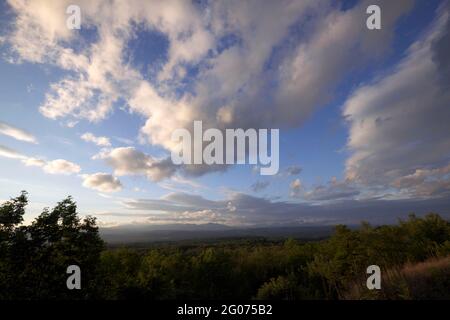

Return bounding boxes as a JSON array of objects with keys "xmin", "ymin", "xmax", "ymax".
[
  {"xmin": 250, "ymin": 181, "xmax": 270, "ymax": 192},
  {"xmin": 285, "ymin": 166, "xmax": 302, "ymax": 176},
  {"xmin": 0, "ymin": 121, "xmax": 37, "ymax": 144},
  {"xmin": 105, "ymin": 191, "xmax": 450, "ymax": 226},
  {"xmin": 0, "ymin": 144, "xmax": 27, "ymax": 159},
  {"xmin": 81, "ymin": 132, "xmax": 111, "ymax": 147},
  {"xmin": 0, "ymin": 145, "xmax": 80, "ymax": 175}
]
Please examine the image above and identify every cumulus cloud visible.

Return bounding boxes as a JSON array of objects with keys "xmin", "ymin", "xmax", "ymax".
[
  {"xmin": 6, "ymin": 0, "xmax": 139, "ymax": 122},
  {"xmin": 0, "ymin": 121, "xmax": 37, "ymax": 143},
  {"xmin": 3, "ymin": 0, "xmax": 213, "ymax": 125},
  {"xmin": 81, "ymin": 132, "xmax": 111, "ymax": 147},
  {"xmin": 136, "ymin": 0, "xmax": 413, "ymax": 153},
  {"xmin": 94, "ymin": 147, "xmax": 176, "ymax": 182},
  {"xmin": 39, "ymin": 78, "xmax": 117, "ymax": 122},
  {"xmin": 343, "ymin": 5, "xmax": 450, "ymax": 199},
  {"xmin": 42, "ymin": 159, "xmax": 81, "ymax": 175},
  {"xmin": 82, "ymin": 173, "xmax": 122, "ymax": 192},
  {"xmin": 3, "ymin": 0, "xmax": 413, "ymax": 177}
]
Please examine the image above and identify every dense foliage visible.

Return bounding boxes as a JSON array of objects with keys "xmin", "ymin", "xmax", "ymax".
[
  {"xmin": 0, "ymin": 192, "xmax": 104, "ymax": 299},
  {"xmin": 0, "ymin": 192, "xmax": 449, "ymax": 300}
]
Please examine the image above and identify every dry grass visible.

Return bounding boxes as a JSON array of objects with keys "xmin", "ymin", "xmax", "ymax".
[{"xmin": 343, "ymin": 256, "xmax": 450, "ymax": 300}]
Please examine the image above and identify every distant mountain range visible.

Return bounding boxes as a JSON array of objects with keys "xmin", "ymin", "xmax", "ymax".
[{"xmin": 100, "ymin": 223, "xmax": 336, "ymax": 244}]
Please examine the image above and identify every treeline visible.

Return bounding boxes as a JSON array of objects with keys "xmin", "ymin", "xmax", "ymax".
[{"xmin": 1, "ymin": 192, "xmax": 449, "ymax": 300}]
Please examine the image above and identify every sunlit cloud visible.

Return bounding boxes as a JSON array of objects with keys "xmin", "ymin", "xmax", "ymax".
[{"xmin": 0, "ymin": 121, "xmax": 37, "ymax": 144}]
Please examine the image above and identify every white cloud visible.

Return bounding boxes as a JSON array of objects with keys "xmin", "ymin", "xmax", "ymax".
[
  {"xmin": 39, "ymin": 76, "xmax": 118, "ymax": 122},
  {"xmin": 3, "ymin": 0, "xmax": 413, "ymax": 180},
  {"xmin": 43, "ymin": 159, "xmax": 81, "ymax": 175},
  {"xmin": 82, "ymin": 173, "xmax": 122, "ymax": 192},
  {"xmin": 290, "ymin": 179, "xmax": 302, "ymax": 197},
  {"xmin": 129, "ymin": 81, "xmax": 195, "ymax": 151},
  {"xmin": 22, "ymin": 157, "xmax": 46, "ymax": 167},
  {"xmin": 343, "ymin": 6, "xmax": 450, "ymax": 198},
  {"xmin": 274, "ymin": 0, "xmax": 413, "ymax": 127},
  {"xmin": 4, "ymin": 0, "xmax": 210, "ymax": 124},
  {"xmin": 94, "ymin": 147, "xmax": 176, "ymax": 182},
  {"xmin": 81, "ymin": 132, "xmax": 111, "ymax": 147},
  {"xmin": 0, "ymin": 145, "xmax": 27, "ymax": 159},
  {"xmin": 133, "ymin": 0, "xmax": 413, "ymax": 162},
  {"xmin": 66, "ymin": 120, "xmax": 79, "ymax": 128},
  {"xmin": 114, "ymin": 136, "xmax": 134, "ymax": 145},
  {"xmin": 5, "ymin": 0, "xmax": 75, "ymax": 63},
  {"xmin": 0, "ymin": 144, "xmax": 81, "ymax": 176},
  {"xmin": 0, "ymin": 121, "xmax": 37, "ymax": 143}
]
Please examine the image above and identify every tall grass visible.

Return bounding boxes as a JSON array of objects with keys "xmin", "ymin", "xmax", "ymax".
[{"xmin": 343, "ymin": 256, "xmax": 450, "ymax": 300}]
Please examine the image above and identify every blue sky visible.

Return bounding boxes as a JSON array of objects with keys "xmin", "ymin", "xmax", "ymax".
[{"xmin": 0, "ymin": 0, "xmax": 449, "ymax": 227}]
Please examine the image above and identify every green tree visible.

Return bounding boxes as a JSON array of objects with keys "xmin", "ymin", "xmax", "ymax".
[{"xmin": 0, "ymin": 192, "xmax": 104, "ymax": 299}]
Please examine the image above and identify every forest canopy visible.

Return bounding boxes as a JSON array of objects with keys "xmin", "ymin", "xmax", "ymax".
[{"xmin": 0, "ymin": 192, "xmax": 449, "ymax": 300}]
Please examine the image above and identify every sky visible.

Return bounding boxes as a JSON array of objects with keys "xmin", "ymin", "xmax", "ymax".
[{"xmin": 0, "ymin": 0, "xmax": 449, "ymax": 228}]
